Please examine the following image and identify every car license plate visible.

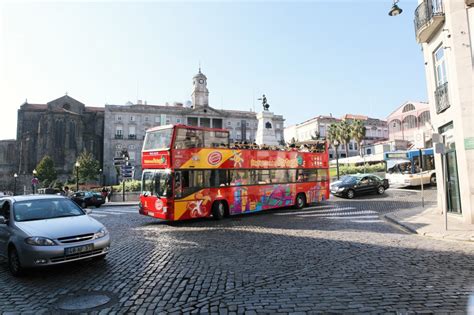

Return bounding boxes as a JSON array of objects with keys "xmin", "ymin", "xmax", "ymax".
[{"xmin": 64, "ymin": 243, "xmax": 94, "ymax": 255}]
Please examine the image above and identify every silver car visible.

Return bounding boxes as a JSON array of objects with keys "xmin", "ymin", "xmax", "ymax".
[{"xmin": 0, "ymin": 195, "xmax": 111, "ymax": 276}]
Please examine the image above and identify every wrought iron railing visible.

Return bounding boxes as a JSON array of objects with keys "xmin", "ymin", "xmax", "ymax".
[
  {"xmin": 128, "ymin": 134, "xmax": 137, "ymax": 140},
  {"xmin": 414, "ymin": 0, "xmax": 444, "ymax": 35},
  {"xmin": 114, "ymin": 134, "xmax": 123, "ymax": 139},
  {"xmin": 435, "ymin": 82, "xmax": 450, "ymax": 113}
]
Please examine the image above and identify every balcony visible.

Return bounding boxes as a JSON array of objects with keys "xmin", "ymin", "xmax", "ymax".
[
  {"xmin": 435, "ymin": 82, "xmax": 450, "ymax": 114},
  {"xmin": 414, "ymin": 0, "xmax": 445, "ymax": 43},
  {"xmin": 114, "ymin": 134, "xmax": 123, "ymax": 139},
  {"xmin": 128, "ymin": 134, "xmax": 137, "ymax": 140}
]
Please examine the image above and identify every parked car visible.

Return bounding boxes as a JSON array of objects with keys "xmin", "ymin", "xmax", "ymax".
[
  {"xmin": 0, "ymin": 195, "xmax": 110, "ymax": 276},
  {"xmin": 71, "ymin": 191, "xmax": 105, "ymax": 208},
  {"xmin": 330, "ymin": 174, "xmax": 389, "ymax": 199}
]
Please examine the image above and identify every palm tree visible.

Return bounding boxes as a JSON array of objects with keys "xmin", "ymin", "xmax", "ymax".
[
  {"xmin": 351, "ymin": 120, "xmax": 366, "ymax": 157},
  {"xmin": 327, "ymin": 123, "xmax": 341, "ymax": 179},
  {"xmin": 339, "ymin": 120, "xmax": 352, "ymax": 159}
]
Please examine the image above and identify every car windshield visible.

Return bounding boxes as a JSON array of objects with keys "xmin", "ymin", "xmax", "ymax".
[{"xmin": 13, "ymin": 198, "xmax": 85, "ymax": 222}]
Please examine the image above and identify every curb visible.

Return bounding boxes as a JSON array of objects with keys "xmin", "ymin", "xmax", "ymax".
[
  {"xmin": 102, "ymin": 203, "xmax": 138, "ymax": 208},
  {"xmin": 383, "ymin": 213, "xmax": 418, "ymax": 234}
]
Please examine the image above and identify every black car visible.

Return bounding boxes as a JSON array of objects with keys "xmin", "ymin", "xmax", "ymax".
[
  {"xmin": 330, "ymin": 174, "xmax": 389, "ymax": 199},
  {"xmin": 71, "ymin": 191, "xmax": 105, "ymax": 208}
]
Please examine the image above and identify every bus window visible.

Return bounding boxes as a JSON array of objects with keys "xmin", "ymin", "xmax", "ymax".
[
  {"xmin": 210, "ymin": 169, "xmax": 229, "ymax": 187},
  {"xmin": 142, "ymin": 171, "xmax": 155, "ymax": 195},
  {"xmin": 143, "ymin": 128, "xmax": 172, "ymax": 151},
  {"xmin": 174, "ymin": 128, "xmax": 204, "ymax": 149},
  {"xmin": 204, "ymin": 130, "xmax": 229, "ymax": 148}
]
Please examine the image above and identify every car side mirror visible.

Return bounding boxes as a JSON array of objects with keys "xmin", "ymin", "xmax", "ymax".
[
  {"xmin": 0, "ymin": 216, "xmax": 7, "ymax": 224},
  {"xmin": 84, "ymin": 209, "xmax": 92, "ymax": 215}
]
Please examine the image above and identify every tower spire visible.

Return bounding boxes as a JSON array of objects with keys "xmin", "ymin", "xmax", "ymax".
[{"xmin": 198, "ymin": 61, "xmax": 201, "ymax": 74}]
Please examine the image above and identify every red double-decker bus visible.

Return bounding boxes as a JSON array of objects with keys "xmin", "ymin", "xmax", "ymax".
[{"xmin": 139, "ymin": 124, "xmax": 330, "ymax": 221}]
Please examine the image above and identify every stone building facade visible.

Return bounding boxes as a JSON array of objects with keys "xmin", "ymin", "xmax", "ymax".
[
  {"xmin": 103, "ymin": 70, "xmax": 285, "ymax": 185},
  {"xmin": 16, "ymin": 95, "xmax": 104, "ymax": 179}
]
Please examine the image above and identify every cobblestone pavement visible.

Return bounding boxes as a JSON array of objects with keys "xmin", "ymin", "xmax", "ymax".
[{"xmin": 2, "ymin": 187, "xmax": 474, "ymax": 314}]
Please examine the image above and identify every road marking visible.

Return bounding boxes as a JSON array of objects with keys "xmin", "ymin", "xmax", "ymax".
[
  {"xmin": 90, "ymin": 213, "xmax": 106, "ymax": 217},
  {"xmin": 326, "ymin": 215, "xmax": 380, "ymax": 220},
  {"xmin": 273, "ymin": 207, "xmax": 356, "ymax": 216}
]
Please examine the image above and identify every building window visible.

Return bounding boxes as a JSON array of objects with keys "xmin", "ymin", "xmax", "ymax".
[
  {"xmin": 155, "ymin": 116, "xmax": 160, "ymax": 123},
  {"xmin": 237, "ymin": 121, "xmax": 240, "ymax": 127},
  {"xmin": 115, "ymin": 126, "xmax": 123, "ymax": 139},
  {"xmin": 434, "ymin": 45, "xmax": 447, "ymax": 87},
  {"xmin": 246, "ymin": 122, "xmax": 250, "ymax": 127},
  {"xmin": 117, "ymin": 115, "xmax": 122, "ymax": 121},
  {"xmin": 265, "ymin": 122, "xmax": 272, "ymax": 129},
  {"xmin": 128, "ymin": 144, "xmax": 136, "ymax": 150},
  {"xmin": 418, "ymin": 111, "xmax": 431, "ymax": 126},
  {"xmin": 130, "ymin": 116, "xmax": 135, "ymax": 121},
  {"xmin": 115, "ymin": 144, "xmax": 123, "ymax": 149},
  {"xmin": 129, "ymin": 126, "xmax": 136, "ymax": 139},
  {"xmin": 227, "ymin": 121, "xmax": 232, "ymax": 126},
  {"xmin": 144, "ymin": 117, "xmax": 148, "ymax": 122},
  {"xmin": 349, "ymin": 143, "xmax": 353, "ymax": 150},
  {"xmin": 402, "ymin": 104, "xmax": 415, "ymax": 113},
  {"xmin": 187, "ymin": 117, "xmax": 198, "ymax": 126},
  {"xmin": 176, "ymin": 118, "xmax": 181, "ymax": 123}
]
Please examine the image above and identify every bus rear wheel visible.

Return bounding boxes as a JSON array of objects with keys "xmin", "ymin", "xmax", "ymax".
[
  {"xmin": 295, "ymin": 193, "xmax": 306, "ymax": 209},
  {"xmin": 430, "ymin": 174, "xmax": 436, "ymax": 185},
  {"xmin": 212, "ymin": 201, "xmax": 226, "ymax": 220}
]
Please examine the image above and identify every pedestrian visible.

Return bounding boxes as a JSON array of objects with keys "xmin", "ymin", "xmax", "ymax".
[
  {"xmin": 63, "ymin": 186, "xmax": 72, "ymax": 197},
  {"xmin": 107, "ymin": 187, "xmax": 113, "ymax": 202},
  {"xmin": 101, "ymin": 187, "xmax": 108, "ymax": 202}
]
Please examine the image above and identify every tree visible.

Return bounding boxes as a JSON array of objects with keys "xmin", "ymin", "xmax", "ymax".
[
  {"xmin": 75, "ymin": 150, "xmax": 100, "ymax": 183},
  {"xmin": 35, "ymin": 155, "xmax": 57, "ymax": 187},
  {"xmin": 327, "ymin": 123, "xmax": 341, "ymax": 179},
  {"xmin": 338, "ymin": 120, "xmax": 352, "ymax": 159},
  {"xmin": 351, "ymin": 120, "xmax": 366, "ymax": 157}
]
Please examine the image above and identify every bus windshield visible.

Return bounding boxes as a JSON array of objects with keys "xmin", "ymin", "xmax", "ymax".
[
  {"xmin": 142, "ymin": 170, "xmax": 172, "ymax": 197},
  {"xmin": 386, "ymin": 159, "xmax": 412, "ymax": 174},
  {"xmin": 143, "ymin": 128, "xmax": 173, "ymax": 151}
]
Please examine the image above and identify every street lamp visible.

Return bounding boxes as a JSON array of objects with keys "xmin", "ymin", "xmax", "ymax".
[
  {"xmin": 334, "ymin": 140, "xmax": 340, "ymax": 180},
  {"xmin": 75, "ymin": 161, "xmax": 80, "ymax": 192},
  {"xmin": 32, "ymin": 169, "xmax": 37, "ymax": 194},
  {"xmin": 388, "ymin": 0, "xmax": 403, "ymax": 16},
  {"xmin": 13, "ymin": 173, "xmax": 18, "ymax": 196},
  {"xmin": 99, "ymin": 168, "xmax": 103, "ymax": 186}
]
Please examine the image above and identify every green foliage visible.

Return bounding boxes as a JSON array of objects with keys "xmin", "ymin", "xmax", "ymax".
[
  {"xmin": 35, "ymin": 155, "xmax": 57, "ymax": 187},
  {"xmin": 75, "ymin": 150, "xmax": 100, "ymax": 183},
  {"xmin": 331, "ymin": 163, "xmax": 386, "ymax": 177},
  {"xmin": 111, "ymin": 180, "xmax": 141, "ymax": 192},
  {"xmin": 351, "ymin": 120, "xmax": 366, "ymax": 156}
]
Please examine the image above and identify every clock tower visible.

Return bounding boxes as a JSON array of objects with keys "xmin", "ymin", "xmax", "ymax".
[{"xmin": 191, "ymin": 68, "xmax": 209, "ymax": 108}]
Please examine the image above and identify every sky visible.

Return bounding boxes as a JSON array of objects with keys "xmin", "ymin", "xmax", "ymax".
[{"xmin": 0, "ymin": 0, "xmax": 427, "ymax": 140}]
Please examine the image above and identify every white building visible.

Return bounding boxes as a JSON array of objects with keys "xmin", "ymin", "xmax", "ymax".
[
  {"xmin": 284, "ymin": 114, "xmax": 388, "ymax": 159},
  {"xmin": 414, "ymin": 0, "xmax": 474, "ymax": 222},
  {"xmin": 387, "ymin": 101, "xmax": 432, "ymax": 146}
]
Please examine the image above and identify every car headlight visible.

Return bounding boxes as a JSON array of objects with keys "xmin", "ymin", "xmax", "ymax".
[
  {"xmin": 25, "ymin": 237, "xmax": 56, "ymax": 246},
  {"xmin": 94, "ymin": 228, "xmax": 108, "ymax": 239},
  {"xmin": 337, "ymin": 187, "xmax": 345, "ymax": 192}
]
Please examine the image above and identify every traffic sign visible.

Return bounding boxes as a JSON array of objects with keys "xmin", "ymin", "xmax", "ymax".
[
  {"xmin": 114, "ymin": 157, "xmax": 125, "ymax": 166},
  {"xmin": 121, "ymin": 165, "xmax": 134, "ymax": 178}
]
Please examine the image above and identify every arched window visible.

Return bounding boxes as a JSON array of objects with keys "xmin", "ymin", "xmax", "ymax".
[
  {"xmin": 418, "ymin": 111, "xmax": 431, "ymax": 126},
  {"xmin": 402, "ymin": 103, "xmax": 415, "ymax": 113},
  {"xmin": 389, "ymin": 119, "xmax": 402, "ymax": 133},
  {"xmin": 402, "ymin": 115, "xmax": 417, "ymax": 129},
  {"xmin": 68, "ymin": 121, "xmax": 76, "ymax": 149},
  {"xmin": 265, "ymin": 122, "xmax": 272, "ymax": 129},
  {"xmin": 54, "ymin": 120, "xmax": 65, "ymax": 147}
]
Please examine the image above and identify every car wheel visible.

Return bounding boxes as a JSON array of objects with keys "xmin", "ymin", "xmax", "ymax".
[
  {"xmin": 81, "ymin": 201, "xmax": 87, "ymax": 208},
  {"xmin": 346, "ymin": 189, "xmax": 355, "ymax": 199},
  {"xmin": 430, "ymin": 174, "xmax": 436, "ymax": 185},
  {"xmin": 377, "ymin": 186, "xmax": 385, "ymax": 195},
  {"xmin": 295, "ymin": 193, "xmax": 306, "ymax": 209},
  {"xmin": 212, "ymin": 201, "xmax": 226, "ymax": 220},
  {"xmin": 8, "ymin": 247, "xmax": 24, "ymax": 277}
]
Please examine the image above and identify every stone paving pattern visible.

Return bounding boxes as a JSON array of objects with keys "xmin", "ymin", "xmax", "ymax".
[{"xmin": 1, "ymin": 187, "xmax": 474, "ymax": 314}]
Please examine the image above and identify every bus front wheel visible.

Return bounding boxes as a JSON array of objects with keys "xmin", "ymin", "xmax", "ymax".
[
  {"xmin": 212, "ymin": 201, "xmax": 226, "ymax": 220},
  {"xmin": 430, "ymin": 174, "xmax": 436, "ymax": 185},
  {"xmin": 295, "ymin": 193, "xmax": 306, "ymax": 209}
]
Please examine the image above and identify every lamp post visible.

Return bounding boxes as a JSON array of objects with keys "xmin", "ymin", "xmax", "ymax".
[
  {"xmin": 99, "ymin": 168, "xmax": 103, "ymax": 186},
  {"xmin": 32, "ymin": 169, "xmax": 38, "ymax": 194},
  {"xmin": 388, "ymin": 0, "xmax": 403, "ymax": 16},
  {"xmin": 75, "ymin": 161, "xmax": 80, "ymax": 192},
  {"xmin": 13, "ymin": 173, "xmax": 18, "ymax": 196},
  {"xmin": 334, "ymin": 140, "xmax": 340, "ymax": 180}
]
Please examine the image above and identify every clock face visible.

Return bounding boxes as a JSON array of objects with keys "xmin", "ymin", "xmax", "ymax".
[{"xmin": 199, "ymin": 79, "xmax": 204, "ymax": 84}]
